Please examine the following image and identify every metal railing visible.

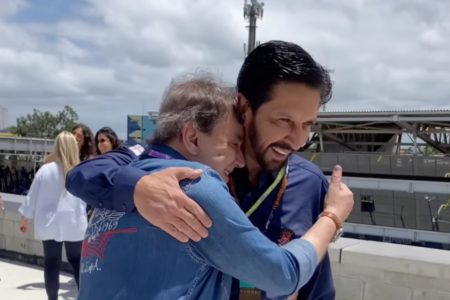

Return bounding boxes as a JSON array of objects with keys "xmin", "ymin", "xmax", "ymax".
[
  {"xmin": 298, "ymin": 152, "xmax": 450, "ymax": 178},
  {"xmin": 0, "ymin": 136, "xmax": 54, "ymax": 155}
]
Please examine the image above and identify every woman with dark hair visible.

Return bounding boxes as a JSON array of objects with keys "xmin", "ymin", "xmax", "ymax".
[
  {"xmin": 45, "ymin": 123, "xmax": 95, "ymax": 164},
  {"xmin": 72, "ymin": 123, "xmax": 96, "ymax": 161},
  {"xmin": 94, "ymin": 127, "xmax": 120, "ymax": 155}
]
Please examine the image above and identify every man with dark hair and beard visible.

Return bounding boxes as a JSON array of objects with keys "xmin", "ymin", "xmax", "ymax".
[
  {"xmin": 67, "ymin": 40, "xmax": 342, "ymax": 300},
  {"xmin": 229, "ymin": 40, "xmax": 335, "ymax": 300}
]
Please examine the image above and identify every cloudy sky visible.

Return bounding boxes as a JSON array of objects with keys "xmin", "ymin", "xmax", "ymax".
[{"xmin": 1, "ymin": 0, "xmax": 449, "ymax": 138}]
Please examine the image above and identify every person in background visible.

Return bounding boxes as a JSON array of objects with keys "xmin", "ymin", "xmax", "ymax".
[
  {"xmin": 19, "ymin": 131, "xmax": 88, "ymax": 300},
  {"xmin": 45, "ymin": 123, "xmax": 95, "ymax": 163},
  {"xmin": 71, "ymin": 123, "xmax": 96, "ymax": 218},
  {"xmin": 72, "ymin": 123, "xmax": 96, "ymax": 161},
  {"xmin": 95, "ymin": 127, "xmax": 121, "ymax": 155}
]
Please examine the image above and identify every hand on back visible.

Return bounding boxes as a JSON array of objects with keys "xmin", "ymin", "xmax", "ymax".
[{"xmin": 134, "ymin": 167, "xmax": 212, "ymax": 243}]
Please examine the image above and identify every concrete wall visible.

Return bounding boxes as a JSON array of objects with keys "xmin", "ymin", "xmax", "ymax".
[
  {"xmin": 2, "ymin": 193, "xmax": 450, "ymax": 299},
  {"xmin": 0, "ymin": 193, "xmax": 68, "ymax": 264},
  {"xmin": 0, "ymin": 205, "xmax": 45, "ymax": 257},
  {"xmin": 330, "ymin": 238, "xmax": 450, "ymax": 300}
]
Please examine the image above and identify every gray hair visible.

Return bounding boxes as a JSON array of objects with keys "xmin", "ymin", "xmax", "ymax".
[{"xmin": 151, "ymin": 75, "xmax": 236, "ymax": 144}]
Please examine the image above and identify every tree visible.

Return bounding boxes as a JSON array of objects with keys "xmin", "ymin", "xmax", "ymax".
[{"xmin": 13, "ymin": 106, "xmax": 79, "ymax": 138}]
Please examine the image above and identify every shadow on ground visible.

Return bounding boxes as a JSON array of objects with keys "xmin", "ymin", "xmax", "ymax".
[{"xmin": 17, "ymin": 281, "xmax": 78, "ymax": 299}]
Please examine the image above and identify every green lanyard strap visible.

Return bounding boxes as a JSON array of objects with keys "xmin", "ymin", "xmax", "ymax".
[{"xmin": 245, "ymin": 165, "xmax": 287, "ymax": 217}]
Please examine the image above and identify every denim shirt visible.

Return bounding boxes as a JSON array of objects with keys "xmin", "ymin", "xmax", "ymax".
[{"xmin": 78, "ymin": 145, "xmax": 317, "ymax": 300}]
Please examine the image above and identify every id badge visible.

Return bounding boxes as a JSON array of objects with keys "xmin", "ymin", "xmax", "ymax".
[{"xmin": 240, "ymin": 281, "xmax": 261, "ymax": 300}]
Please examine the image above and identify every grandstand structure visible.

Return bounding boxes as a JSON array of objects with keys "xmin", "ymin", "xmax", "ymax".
[
  {"xmin": 297, "ymin": 109, "xmax": 450, "ymax": 248},
  {"xmin": 300, "ymin": 110, "xmax": 449, "ymax": 179},
  {"xmin": 306, "ymin": 110, "xmax": 449, "ymax": 155},
  {"xmin": 0, "ymin": 136, "xmax": 53, "ymax": 159}
]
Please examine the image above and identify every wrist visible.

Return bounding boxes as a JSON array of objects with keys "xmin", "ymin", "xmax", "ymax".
[
  {"xmin": 319, "ymin": 211, "xmax": 342, "ymax": 230},
  {"xmin": 319, "ymin": 211, "xmax": 343, "ymax": 242}
]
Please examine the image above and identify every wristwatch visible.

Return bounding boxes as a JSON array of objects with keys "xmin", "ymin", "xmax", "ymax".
[{"xmin": 319, "ymin": 211, "xmax": 343, "ymax": 242}]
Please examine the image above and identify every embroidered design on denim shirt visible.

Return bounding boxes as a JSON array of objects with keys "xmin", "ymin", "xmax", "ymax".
[
  {"xmin": 85, "ymin": 209, "xmax": 126, "ymax": 238},
  {"xmin": 81, "ymin": 209, "xmax": 137, "ymax": 274},
  {"xmin": 81, "ymin": 227, "xmax": 138, "ymax": 260}
]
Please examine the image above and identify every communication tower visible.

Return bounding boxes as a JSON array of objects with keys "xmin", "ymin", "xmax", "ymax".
[{"xmin": 243, "ymin": 0, "xmax": 264, "ymax": 55}]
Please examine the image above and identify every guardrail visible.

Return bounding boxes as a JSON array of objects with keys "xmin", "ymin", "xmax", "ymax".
[
  {"xmin": 0, "ymin": 136, "xmax": 54, "ymax": 155},
  {"xmin": 343, "ymin": 222, "xmax": 450, "ymax": 249},
  {"xmin": 298, "ymin": 152, "xmax": 450, "ymax": 178}
]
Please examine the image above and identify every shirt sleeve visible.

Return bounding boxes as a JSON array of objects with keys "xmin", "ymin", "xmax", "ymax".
[
  {"xmin": 65, "ymin": 147, "xmax": 147, "ymax": 212},
  {"xmin": 296, "ymin": 253, "xmax": 335, "ymax": 300},
  {"xmin": 18, "ymin": 169, "xmax": 42, "ymax": 219},
  {"xmin": 187, "ymin": 169, "xmax": 318, "ymax": 297}
]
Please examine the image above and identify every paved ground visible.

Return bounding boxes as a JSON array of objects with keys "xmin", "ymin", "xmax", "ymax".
[{"xmin": 0, "ymin": 258, "xmax": 78, "ymax": 300}]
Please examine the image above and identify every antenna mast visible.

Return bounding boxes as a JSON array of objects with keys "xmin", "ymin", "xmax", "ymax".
[{"xmin": 244, "ymin": 0, "xmax": 264, "ymax": 55}]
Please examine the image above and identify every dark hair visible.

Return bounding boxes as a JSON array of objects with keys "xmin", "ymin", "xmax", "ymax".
[
  {"xmin": 71, "ymin": 123, "xmax": 95, "ymax": 161},
  {"xmin": 237, "ymin": 40, "xmax": 332, "ymax": 112},
  {"xmin": 152, "ymin": 74, "xmax": 236, "ymax": 144},
  {"xmin": 95, "ymin": 127, "xmax": 120, "ymax": 154}
]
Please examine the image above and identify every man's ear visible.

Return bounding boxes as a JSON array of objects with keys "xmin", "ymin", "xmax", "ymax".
[
  {"xmin": 181, "ymin": 122, "xmax": 199, "ymax": 155},
  {"xmin": 237, "ymin": 93, "xmax": 252, "ymax": 124}
]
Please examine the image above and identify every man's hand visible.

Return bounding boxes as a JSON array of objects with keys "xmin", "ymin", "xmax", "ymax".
[
  {"xmin": 134, "ymin": 167, "xmax": 212, "ymax": 243},
  {"xmin": 324, "ymin": 165, "xmax": 354, "ymax": 224}
]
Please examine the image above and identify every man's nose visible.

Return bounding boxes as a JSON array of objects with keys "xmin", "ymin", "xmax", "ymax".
[
  {"xmin": 235, "ymin": 149, "xmax": 245, "ymax": 168},
  {"xmin": 287, "ymin": 127, "xmax": 309, "ymax": 150}
]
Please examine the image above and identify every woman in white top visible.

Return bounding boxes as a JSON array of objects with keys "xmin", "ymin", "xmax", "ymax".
[{"xmin": 19, "ymin": 131, "xmax": 87, "ymax": 300}]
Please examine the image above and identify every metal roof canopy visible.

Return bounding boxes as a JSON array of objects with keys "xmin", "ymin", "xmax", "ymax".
[{"xmin": 308, "ymin": 110, "xmax": 450, "ymax": 154}]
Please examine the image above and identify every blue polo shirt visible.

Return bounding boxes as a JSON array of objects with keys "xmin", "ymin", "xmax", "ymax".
[{"xmin": 231, "ymin": 155, "xmax": 334, "ymax": 300}]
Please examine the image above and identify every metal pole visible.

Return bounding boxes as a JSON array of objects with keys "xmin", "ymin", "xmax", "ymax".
[
  {"xmin": 247, "ymin": 15, "xmax": 257, "ymax": 55},
  {"xmin": 244, "ymin": 0, "xmax": 264, "ymax": 56}
]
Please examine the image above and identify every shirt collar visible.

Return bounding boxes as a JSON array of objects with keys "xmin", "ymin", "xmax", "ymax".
[
  {"xmin": 231, "ymin": 166, "xmax": 279, "ymax": 198},
  {"xmin": 140, "ymin": 143, "xmax": 187, "ymax": 161}
]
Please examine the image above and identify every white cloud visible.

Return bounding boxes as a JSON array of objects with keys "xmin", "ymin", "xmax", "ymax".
[
  {"xmin": 0, "ymin": 0, "xmax": 27, "ymax": 17},
  {"xmin": 0, "ymin": 0, "xmax": 449, "ymax": 137}
]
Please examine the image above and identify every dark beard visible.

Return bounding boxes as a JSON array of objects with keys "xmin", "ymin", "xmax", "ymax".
[{"xmin": 248, "ymin": 121, "xmax": 289, "ymax": 172}]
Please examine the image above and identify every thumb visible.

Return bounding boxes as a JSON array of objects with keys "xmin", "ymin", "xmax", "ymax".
[
  {"xmin": 331, "ymin": 165, "xmax": 343, "ymax": 184},
  {"xmin": 169, "ymin": 167, "xmax": 203, "ymax": 181}
]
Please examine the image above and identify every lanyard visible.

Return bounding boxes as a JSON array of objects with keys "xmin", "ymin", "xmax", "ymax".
[
  {"xmin": 245, "ymin": 165, "xmax": 288, "ymax": 218},
  {"xmin": 238, "ymin": 165, "xmax": 289, "ymax": 291}
]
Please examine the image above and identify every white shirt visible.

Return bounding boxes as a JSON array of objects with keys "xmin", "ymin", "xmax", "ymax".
[{"xmin": 18, "ymin": 162, "xmax": 87, "ymax": 242}]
